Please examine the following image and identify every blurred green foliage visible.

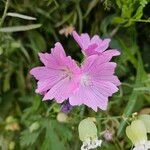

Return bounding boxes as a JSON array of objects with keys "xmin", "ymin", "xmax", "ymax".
[{"xmin": 0, "ymin": 0, "xmax": 150, "ymax": 149}]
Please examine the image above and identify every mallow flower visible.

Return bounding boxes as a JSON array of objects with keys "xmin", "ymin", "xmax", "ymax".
[
  {"xmin": 126, "ymin": 120, "xmax": 150, "ymax": 150},
  {"xmin": 69, "ymin": 54, "xmax": 120, "ymax": 111},
  {"xmin": 30, "ymin": 42, "xmax": 80, "ymax": 103},
  {"xmin": 78, "ymin": 118, "xmax": 102, "ymax": 150},
  {"xmin": 72, "ymin": 31, "xmax": 120, "ymax": 57},
  {"xmin": 30, "ymin": 31, "xmax": 120, "ymax": 111}
]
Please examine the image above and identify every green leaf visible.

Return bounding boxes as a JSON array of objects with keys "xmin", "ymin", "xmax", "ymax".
[
  {"xmin": 100, "ymin": 15, "xmax": 114, "ymax": 35},
  {"xmin": 3, "ymin": 71, "xmax": 12, "ymax": 92},
  {"xmin": 16, "ymin": 68, "xmax": 25, "ymax": 94},
  {"xmin": 83, "ymin": 0, "xmax": 99, "ymax": 18},
  {"xmin": 121, "ymin": 5, "xmax": 132, "ymax": 19},
  {"xmin": 140, "ymin": 0, "xmax": 148, "ymax": 7},
  {"xmin": 28, "ymin": 31, "xmax": 46, "ymax": 51},
  {"xmin": 0, "ymin": 24, "xmax": 42, "ymax": 32},
  {"xmin": 55, "ymin": 123, "xmax": 72, "ymax": 142},
  {"xmin": 116, "ymin": 0, "xmax": 122, "ymax": 8},
  {"xmin": 41, "ymin": 120, "xmax": 66, "ymax": 150},
  {"xmin": 117, "ymin": 37, "xmax": 138, "ymax": 69},
  {"xmin": 133, "ymin": 6, "xmax": 143, "ymax": 20},
  {"xmin": 20, "ymin": 129, "xmax": 41, "ymax": 147},
  {"xmin": 55, "ymin": 12, "xmax": 74, "ymax": 27},
  {"xmin": 113, "ymin": 17, "xmax": 125, "ymax": 24},
  {"xmin": 7, "ymin": 12, "xmax": 36, "ymax": 20},
  {"xmin": 134, "ymin": 87, "xmax": 150, "ymax": 92},
  {"xmin": 20, "ymin": 44, "xmax": 31, "ymax": 62}
]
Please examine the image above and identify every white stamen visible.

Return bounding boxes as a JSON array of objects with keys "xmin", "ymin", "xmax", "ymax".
[
  {"xmin": 80, "ymin": 74, "xmax": 92, "ymax": 86},
  {"xmin": 81, "ymin": 138, "xmax": 102, "ymax": 150},
  {"xmin": 61, "ymin": 67, "xmax": 73, "ymax": 78},
  {"xmin": 134, "ymin": 140, "xmax": 150, "ymax": 150}
]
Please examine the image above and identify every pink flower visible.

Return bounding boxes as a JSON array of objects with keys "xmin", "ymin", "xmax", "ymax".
[
  {"xmin": 69, "ymin": 54, "xmax": 120, "ymax": 111},
  {"xmin": 72, "ymin": 31, "xmax": 120, "ymax": 57},
  {"xmin": 30, "ymin": 42, "xmax": 80, "ymax": 103},
  {"xmin": 30, "ymin": 32, "xmax": 121, "ymax": 111}
]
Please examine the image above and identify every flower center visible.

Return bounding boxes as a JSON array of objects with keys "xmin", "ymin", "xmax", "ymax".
[
  {"xmin": 61, "ymin": 67, "xmax": 73, "ymax": 78},
  {"xmin": 80, "ymin": 74, "xmax": 92, "ymax": 86}
]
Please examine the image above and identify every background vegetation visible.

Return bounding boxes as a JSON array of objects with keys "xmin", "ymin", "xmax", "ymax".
[{"xmin": 0, "ymin": 0, "xmax": 150, "ymax": 149}]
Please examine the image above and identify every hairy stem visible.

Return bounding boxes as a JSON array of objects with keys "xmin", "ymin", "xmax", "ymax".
[{"xmin": 0, "ymin": 0, "xmax": 10, "ymax": 27}]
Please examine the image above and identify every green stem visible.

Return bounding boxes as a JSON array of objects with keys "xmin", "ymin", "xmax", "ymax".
[
  {"xmin": 115, "ymin": 138, "xmax": 123, "ymax": 150},
  {"xmin": 79, "ymin": 105, "xmax": 85, "ymax": 119},
  {"xmin": 96, "ymin": 116, "xmax": 122, "ymax": 120},
  {"xmin": 76, "ymin": 1, "xmax": 83, "ymax": 33},
  {"xmin": 0, "ymin": 0, "xmax": 10, "ymax": 27},
  {"xmin": 130, "ymin": 19, "xmax": 150, "ymax": 23},
  {"xmin": 117, "ymin": 51, "xmax": 145, "ymax": 137}
]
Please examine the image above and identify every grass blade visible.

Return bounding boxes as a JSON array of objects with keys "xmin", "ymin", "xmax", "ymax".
[
  {"xmin": 7, "ymin": 12, "xmax": 36, "ymax": 20},
  {"xmin": 0, "ymin": 24, "xmax": 42, "ymax": 32}
]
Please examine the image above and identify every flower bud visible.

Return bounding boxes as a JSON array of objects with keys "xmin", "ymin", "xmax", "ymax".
[
  {"xmin": 103, "ymin": 129, "xmax": 114, "ymax": 141},
  {"xmin": 60, "ymin": 101, "xmax": 73, "ymax": 114},
  {"xmin": 138, "ymin": 114, "xmax": 150, "ymax": 133},
  {"xmin": 78, "ymin": 118, "xmax": 97, "ymax": 142},
  {"xmin": 126, "ymin": 120, "xmax": 147, "ymax": 146},
  {"xmin": 5, "ymin": 123, "xmax": 20, "ymax": 131},
  {"xmin": 78, "ymin": 118, "xmax": 102, "ymax": 150},
  {"xmin": 9, "ymin": 141, "xmax": 15, "ymax": 150},
  {"xmin": 5, "ymin": 116, "xmax": 16, "ymax": 124},
  {"xmin": 57, "ymin": 112, "xmax": 68, "ymax": 123}
]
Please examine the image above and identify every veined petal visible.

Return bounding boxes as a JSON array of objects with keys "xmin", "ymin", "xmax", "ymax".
[
  {"xmin": 69, "ymin": 83, "xmax": 109, "ymax": 111},
  {"xmin": 96, "ymin": 38, "xmax": 111, "ymax": 52},
  {"xmin": 85, "ymin": 44, "xmax": 98, "ymax": 56},
  {"xmin": 72, "ymin": 31, "xmax": 90, "ymax": 50},
  {"xmin": 51, "ymin": 42, "xmax": 66, "ymax": 57},
  {"xmin": 96, "ymin": 75, "xmax": 121, "ymax": 86},
  {"xmin": 38, "ymin": 42, "xmax": 66, "ymax": 69},
  {"xmin": 43, "ymin": 76, "xmax": 79, "ymax": 103},
  {"xmin": 30, "ymin": 67, "xmax": 62, "ymax": 80},
  {"xmin": 91, "ymin": 35, "xmax": 102, "ymax": 44}
]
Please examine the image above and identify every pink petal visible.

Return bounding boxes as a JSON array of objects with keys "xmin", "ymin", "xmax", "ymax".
[
  {"xmin": 43, "ymin": 76, "xmax": 79, "ymax": 103},
  {"xmin": 103, "ymin": 49, "xmax": 120, "ymax": 56},
  {"xmin": 84, "ymin": 43, "xmax": 98, "ymax": 56},
  {"xmin": 95, "ymin": 49, "xmax": 120, "ymax": 63},
  {"xmin": 96, "ymin": 38, "xmax": 111, "ymax": 52},
  {"xmin": 72, "ymin": 31, "xmax": 90, "ymax": 50},
  {"xmin": 81, "ymin": 55, "xmax": 98, "ymax": 73},
  {"xmin": 80, "ymin": 33, "xmax": 90, "ymax": 49},
  {"xmin": 30, "ymin": 67, "xmax": 61, "ymax": 80},
  {"xmin": 69, "ymin": 85, "xmax": 109, "ymax": 111},
  {"xmin": 92, "ymin": 80, "xmax": 119, "ymax": 96},
  {"xmin": 93, "ymin": 62, "xmax": 117, "ymax": 75},
  {"xmin": 81, "ymin": 56, "xmax": 117, "ymax": 76},
  {"xmin": 91, "ymin": 35, "xmax": 102, "ymax": 43},
  {"xmin": 38, "ymin": 53, "xmax": 52, "ymax": 67},
  {"xmin": 72, "ymin": 31, "xmax": 84, "ymax": 49},
  {"xmin": 64, "ymin": 56, "xmax": 81, "ymax": 74},
  {"xmin": 51, "ymin": 42, "xmax": 66, "ymax": 58},
  {"xmin": 38, "ymin": 42, "xmax": 66, "ymax": 68},
  {"xmin": 35, "ymin": 79, "xmax": 54, "ymax": 94},
  {"xmin": 30, "ymin": 67, "xmax": 65, "ymax": 94},
  {"xmin": 97, "ymin": 75, "xmax": 121, "ymax": 86}
]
